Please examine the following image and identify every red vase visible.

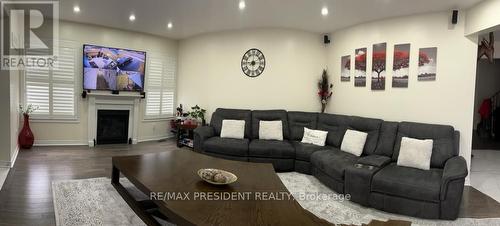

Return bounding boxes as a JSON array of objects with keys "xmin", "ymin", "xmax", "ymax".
[{"xmin": 18, "ymin": 114, "xmax": 34, "ymax": 149}]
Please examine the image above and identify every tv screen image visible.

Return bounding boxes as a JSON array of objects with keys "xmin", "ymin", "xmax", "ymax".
[{"xmin": 83, "ymin": 44, "xmax": 146, "ymax": 91}]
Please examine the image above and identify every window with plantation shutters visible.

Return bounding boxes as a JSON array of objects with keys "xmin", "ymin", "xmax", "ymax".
[
  {"xmin": 145, "ymin": 56, "xmax": 176, "ymax": 119},
  {"xmin": 24, "ymin": 44, "xmax": 77, "ymax": 120}
]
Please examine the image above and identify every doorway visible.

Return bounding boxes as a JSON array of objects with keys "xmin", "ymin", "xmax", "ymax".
[{"xmin": 471, "ymin": 30, "xmax": 500, "ymax": 202}]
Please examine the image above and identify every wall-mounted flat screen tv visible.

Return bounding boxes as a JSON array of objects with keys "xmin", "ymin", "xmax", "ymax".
[{"xmin": 83, "ymin": 44, "xmax": 146, "ymax": 91}]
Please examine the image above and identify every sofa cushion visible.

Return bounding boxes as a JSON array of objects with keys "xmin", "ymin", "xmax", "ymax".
[
  {"xmin": 349, "ymin": 116, "xmax": 383, "ymax": 156},
  {"xmin": 311, "ymin": 148, "xmax": 359, "ymax": 181},
  {"xmin": 249, "ymin": 140, "xmax": 295, "ymax": 158},
  {"xmin": 340, "ymin": 129, "xmax": 368, "ymax": 156},
  {"xmin": 374, "ymin": 121, "xmax": 398, "ymax": 157},
  {"xmin": 393, "ymin": 122, "xmax": 456, "ymax": 168},
  {"xmin": 291, "ymin": 141, "xmax": 324, "ymax": 161},
  {"xmin": 317, "ymin": 113, "xmax": 351, "ymax": 147},
  {"xmin": 210, "ymin": 108, "xmax": 252, "ymax": 138},
  {"xmin": 220, "ymin": 120, "xmax": 245, "ymax": 139},
  {"xmin": 301, "ymin": 128, "xmax": 328, "ymax": 146},
  {"xmin": 371, "ymin": 163, "xmax": 443, "ymax": 202},
  {"xmin": 288, "ymin": 112, "xmax": 318, "ymax": 140},
  {"xmin": 259, "ymin": 120, "xmax": 283, "ymax": 140},
  {"xmin": 203, "ymin": 137, "xmax": 249, "ymax": 157},
  {"xmin": 252, "ymin": 110, "xmax": 289, "ymax": 139},
  {"xmin": 397, "ymin": 137, "xmax": 433, "ymax": 170}
]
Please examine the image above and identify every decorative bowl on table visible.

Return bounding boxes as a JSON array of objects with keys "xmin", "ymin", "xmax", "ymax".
[{"xmin": 197, "ymin": 168, "xmax": 238, "ymax": 185}]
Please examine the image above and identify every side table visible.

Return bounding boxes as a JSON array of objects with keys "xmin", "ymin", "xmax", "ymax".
[{"xmin": 176, "ymin": 123, "xmax": 198, "ymax": 148}]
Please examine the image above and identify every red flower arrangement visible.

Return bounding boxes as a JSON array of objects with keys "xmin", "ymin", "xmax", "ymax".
[{"xmin": 318, "ymin": 69, "xmax": 333, "ymax": 113}]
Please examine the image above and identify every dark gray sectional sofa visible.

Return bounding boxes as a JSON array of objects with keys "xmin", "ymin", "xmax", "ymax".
[{"xmin": 193, "ymin": 108, "xmax": 468, "ymax": 220}]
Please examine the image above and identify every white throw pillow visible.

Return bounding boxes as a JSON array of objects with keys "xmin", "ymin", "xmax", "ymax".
[
  {"xmin": 220, "ymin": 120, "xmax": 245, "ymax": 139},
  {"xmin": 301, "ymin": 128, "xmax": 328, "ymax": 146},
  {"xmin": 259, "ymin": 120, "xmax": 283, "ymax": 140},
  {"xmin": 397, "ymin": 137, "xmax": 433, "ymax": 170},
  {"xmin": 340, "ymin": 129, "xmax": 368, "ymax": 156}
]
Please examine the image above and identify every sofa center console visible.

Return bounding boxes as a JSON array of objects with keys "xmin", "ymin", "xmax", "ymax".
[{"xmin": 345, "ymin": 163, "xmax": 380, "ymax": 206}]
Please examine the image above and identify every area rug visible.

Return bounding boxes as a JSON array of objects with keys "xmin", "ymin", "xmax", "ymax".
[
  {"xmin": 278, "ymin": 172, "xmax": 500, "ymax": 226},
  {"xmin": 52, "ymin": 178, "xmax": 148, "ymax": 226},
  {"xmin": 53, "ymin": 174, "xmax": 500, "ymax": 226}
]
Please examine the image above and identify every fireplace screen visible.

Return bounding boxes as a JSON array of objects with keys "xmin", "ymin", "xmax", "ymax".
[{"xmin": 96, "ymin": 110, "xmax": 129, "ymax": 144}]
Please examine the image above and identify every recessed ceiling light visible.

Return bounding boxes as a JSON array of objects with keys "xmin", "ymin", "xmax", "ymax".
[
  {"xmin": 73, "ymin": 6, "xmax": 80, "ymax": 13},
  {"xmin": 167, "ymin": 22, "xmax": 173, "ymax": 29},
  {"xmin": 321, "ymin": 7, "xmax": 329, "ymax": 16},
  {"xmin": 239, "ymin": 0, "xmax": 246, "ymax": 10},
  {"xmin": 129, "ymin": 14, "xmax": 136, "ymax": 21}
]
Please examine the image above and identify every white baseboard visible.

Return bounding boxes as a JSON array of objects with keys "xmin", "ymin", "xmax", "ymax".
[
  {"xmin": 0, "ymin": 146, "xmax": 19, "ymax": 168},
  {"xmin": 34, "ymin": 140, "xmax": 88, "ymax": 146},
  {"xmin": 138, "ymin": 134, "xmax": 174, "ymax": 143},
  {"xmin": 0, "ymin": 161, "xmax": 10, "ymax": 168},
  {"xmin": 33, "ymin": 136, "xmax": 172, "ymax": 147},
  {"xmin": 10, "ymin": 145, "xmax": 19, "ymax": 167}
]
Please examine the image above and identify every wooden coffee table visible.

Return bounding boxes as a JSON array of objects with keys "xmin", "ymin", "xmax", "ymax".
[{"xmin": 111, "ymin": 150, "xmax": 333, "ymax": 226}]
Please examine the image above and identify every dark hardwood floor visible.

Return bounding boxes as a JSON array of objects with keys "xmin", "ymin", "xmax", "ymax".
[
  {"xmin": 0, "ymin": 140, "xmax": 177, "ymax": 226},
  {"xmin": 0, "ymin": 139, "xmax": 499, "ymax": 225}
]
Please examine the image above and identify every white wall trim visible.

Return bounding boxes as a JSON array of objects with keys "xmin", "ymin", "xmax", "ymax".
[
  {"xmin": 0, "ymin": 161, "xmax": 10, "ymax": 168},
  {"xmin": 10, "ymin": 146, "xmax": 19, "ymax": 168},
  {"xmin": 87, "ymin": 95, "xmax": 141, "ymax": 147},
  {"xmin": 34, "ymin": 140, "xmax": 88, "ymax": 146},
  {"xmin": 0, "ymin": 146, "xmax": 20, "ymax": 168},
  {"xmin": 138, "ymin": 134, "xmax": 174, "ymax": 143}
]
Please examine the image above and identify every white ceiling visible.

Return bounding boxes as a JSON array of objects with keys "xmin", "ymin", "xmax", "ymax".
[{"xmin": 54, "ymin": 0, "xmax": 483, "ymax": 40}]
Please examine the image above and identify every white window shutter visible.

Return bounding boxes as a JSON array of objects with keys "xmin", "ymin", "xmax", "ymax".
[
  {"xmin": 161, "ymin": 56, "xmax": 176, "ymax": 116},
  {"xmin": 52, "ymin": 47, "xmax": 76, "ymax": 116},
  {"xmin": 24, "ymin": 49, "xmax": 50, "ymax": 115},
  {"xmin": 25, "ymin": 80, "xmax": 50, "ymax": 114},
  {"xmin": 145, "ymin": 55, "xmax": 176, "ymax": 118},
  {"xmin": 24, "ymin": 44, "xmax": 77, "ymax": 119},
  {"xmin": 146, "ymin": 58, "xmax": 163, "ymax": 116}
]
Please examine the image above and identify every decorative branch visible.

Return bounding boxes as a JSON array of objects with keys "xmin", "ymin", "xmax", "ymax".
[
  {"xmin": 478, "ymin": 32, "xmax": 495, "ymax": 63},
  {"xmin": 317, "ymin": 70, "xmax": 333, "ymax": 113},
  {"xmin": 19, "ymin": 104, "xmax": 39, "ymax": 116}
]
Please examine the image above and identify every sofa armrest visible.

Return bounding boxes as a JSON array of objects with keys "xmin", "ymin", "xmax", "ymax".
[
  {"xmin": 357, "ymin": 155, "xmax": 392, "ymax": 168},
  {"xmin": 440, "ymin": 156, "xmax": 468, "ymax": 200},
  {"xmin": 193, "ymin": 126, "xmax": 215, "ymax": 152}
]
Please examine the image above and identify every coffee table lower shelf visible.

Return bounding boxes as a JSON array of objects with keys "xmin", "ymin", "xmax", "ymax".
[{"xmin": 112, "ymin": 166, "xmax": 165, "ymax": 226}]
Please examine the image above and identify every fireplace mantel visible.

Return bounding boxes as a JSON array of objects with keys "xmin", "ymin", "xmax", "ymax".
[{"xmin": 87, "ymin": 94, "xmax": 141, "ymax": 147}]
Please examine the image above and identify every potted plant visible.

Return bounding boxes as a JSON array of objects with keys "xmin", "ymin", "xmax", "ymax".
[
  {"xmin": 18, "ymin": 104, "xmax": 39, "ymax": 149},
  {"xmin": 318, "ymin": 69, "xmax": 333, "ymax": 113},
  {"xmin": 189, "ymin": 105, "xmax": 207, "ymax": 126}
]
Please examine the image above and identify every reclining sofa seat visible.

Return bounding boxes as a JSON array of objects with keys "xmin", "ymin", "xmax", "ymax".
[
  {"xmin": 194, "ymin": 108, "xmax": 252, "ymax": 161},
  {"xmin": 287, "ymin": 111, "xmax": 322, "ymax": 174},
  {"xmin": 193, "ymin": 108, "xmax": 468, "ymax": 220},
  {"xmin": 369, "ymin": 121, "xmax": 467, "ymax": 219},
  {"xmin": 310, "ymin": 114, "xmax": 397, "ymax": 193},
  {"xmin": 247, "ymin": 110, "xmax": 295, "ymax": 171}
]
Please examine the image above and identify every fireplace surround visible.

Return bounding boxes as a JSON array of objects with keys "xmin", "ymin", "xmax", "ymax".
[{"xmin": 87, "ymin": 92, "xmax": 141, "ymax": 147}]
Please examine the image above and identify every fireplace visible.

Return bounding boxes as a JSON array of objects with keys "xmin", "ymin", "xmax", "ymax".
[
  {"xmin": 87, "ymin": 94, "xmax": 140, "ymax": 147},
  {"xmin": 96, "ymin": 110, "xmax": 130, "ymax": 145}
]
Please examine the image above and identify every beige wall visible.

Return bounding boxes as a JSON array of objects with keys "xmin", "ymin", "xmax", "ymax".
[
  {"xmin": 465, "ymin": 0, "xmax": 500, "ymax": 35},
  {"xmin": 326, "ymin": 12, "xmax": 478, "ymax": 183},
  {"xmin": 30, "ymin": 21, "xmax": 178, "ymax": 144},
  {"xmin": 0, "ymin": 61, "xmax": 19, "ymax": 167},
  {"xmin": 0, "ymin": 70, "xmax": 12, "ymax": 166},
  {"xmin": 10, "ymin": 68, "xmax": 20, "ymax": 164},
  {"xmin": 177, "ymin": 28, "xmax": 327, "ymax": 120}
]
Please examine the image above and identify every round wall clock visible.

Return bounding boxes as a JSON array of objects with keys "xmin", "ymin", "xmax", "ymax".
[{"xmin": 241, "ymin": 48, "xmax": 265, "ymax": 77}]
